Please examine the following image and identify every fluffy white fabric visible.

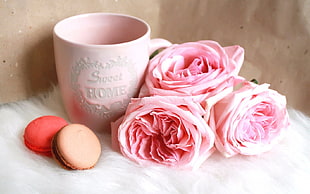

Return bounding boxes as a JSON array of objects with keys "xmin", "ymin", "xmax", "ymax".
[{"xmin": 0, "ymin": 86, "xmax": 309, "ymax": 194}]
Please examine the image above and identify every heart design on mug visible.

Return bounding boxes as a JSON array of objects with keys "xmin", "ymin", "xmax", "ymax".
[{"xmin": 71, "ymin": 56, "xmax": 137, "ymax": 120}]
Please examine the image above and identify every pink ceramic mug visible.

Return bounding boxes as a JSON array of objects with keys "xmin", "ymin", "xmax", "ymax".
[{"xmin": 53, "ymin": 13, "xmax": 171, "ymax": 132}]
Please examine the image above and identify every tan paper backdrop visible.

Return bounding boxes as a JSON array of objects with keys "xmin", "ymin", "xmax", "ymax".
[{"xmin": 0, "ymin": 0, "xmax": 309, "ymax": 115}]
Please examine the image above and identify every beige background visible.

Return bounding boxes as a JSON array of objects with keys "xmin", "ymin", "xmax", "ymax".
[{"xmin": 0, "ymin": 0, "xmax": 309, "ymax": 115}]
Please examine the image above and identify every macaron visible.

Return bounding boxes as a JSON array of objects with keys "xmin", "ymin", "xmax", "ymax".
[
  {"xmin": 51, "ymin": 124, "xmax": 101, "ymax": 170},
  {"xmin": 24, "ymin": 115, "xmax": 68, "ymax": 156}
]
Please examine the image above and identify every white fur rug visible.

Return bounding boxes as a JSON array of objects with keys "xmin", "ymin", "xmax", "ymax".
[{"xmin": 0, "ymin": 86, "xmax": 309, "ymax": 194}]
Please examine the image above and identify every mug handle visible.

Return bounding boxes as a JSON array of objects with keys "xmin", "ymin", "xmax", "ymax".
[{"xmin": 149, "ymin": 38, "xmax": 172, "ymax": 55}]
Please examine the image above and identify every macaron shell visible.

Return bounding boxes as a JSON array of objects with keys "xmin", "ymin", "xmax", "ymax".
[
  {"xmin": 24, "ymin": 139, "xmax": 51, "ymax": 156},
  {"xmin": 24, "ymin": 115, "xmax": 68, "ymax": 156},
  {"xmin": 51, "ymin": 134, "xmax": 74, "ymax": 170},
  {"xmin": 55, "ymin": 124, "xmax": 101, "ymax": 169}
]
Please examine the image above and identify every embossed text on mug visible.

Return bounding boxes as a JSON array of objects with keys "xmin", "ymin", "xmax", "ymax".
[{"xmin": 71, "ymin": 57, "xmax": 137, "ymax": 117}]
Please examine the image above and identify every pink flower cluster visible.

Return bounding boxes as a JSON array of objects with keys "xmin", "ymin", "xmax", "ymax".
[{"xmin": 111, "ymin": 40, "xmax": 289, "ymax": 170}]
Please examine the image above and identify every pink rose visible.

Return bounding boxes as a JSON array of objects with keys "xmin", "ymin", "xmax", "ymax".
[
  {"xmin": 140, "ymin": 40, "xmax": 244, "ymax": 103},
  {"xmin": 208, "ymin": 82, "xmax": 289, "ymax": 157},
  {"xmin": 111, "ymin": 96, "xmax": 215, "ymax": 170}
]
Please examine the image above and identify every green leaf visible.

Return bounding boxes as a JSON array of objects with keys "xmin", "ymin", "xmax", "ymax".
[
  {"xmin": 250, "ymin": 79, "xmax": 259, "ymax": 84},
  {"xmin": 149, "ymin": 50, "xmax": 160, "ymax": 60}
]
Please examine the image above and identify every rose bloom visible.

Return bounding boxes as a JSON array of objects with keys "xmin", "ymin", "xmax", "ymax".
[
  {"xmin": 111, "ymin": 96, "xmax": 215, "ymax": 170},
  {"xmin": 208, "ymin": 82, "xmax": 289, "ymax": 157},
  {"xmin": 140, "ymin": 40, "xmax": 244, "ymax": 103}
]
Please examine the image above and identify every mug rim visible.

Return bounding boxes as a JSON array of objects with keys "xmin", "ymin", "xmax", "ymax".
[{"xmin": 53, "ymin": 12, "xmax": 151, "ymax": 48}]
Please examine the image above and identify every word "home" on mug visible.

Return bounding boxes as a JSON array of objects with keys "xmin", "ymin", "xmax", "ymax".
[{"xmin": 85, "ymin": 86, "xmax": 127, "ymax": 99}]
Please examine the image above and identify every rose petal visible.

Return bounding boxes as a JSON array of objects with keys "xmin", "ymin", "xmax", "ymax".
[
  {"xmin": 114, "ymin": 96, "xmax": 215, "ymax": 169},
  {"xmin": 142, "ymin": 40, "xmax": 245, "ymax": 103},
  {"xmin": 209, "ymin": 81, "xmax": 289, "ymax": 157}
]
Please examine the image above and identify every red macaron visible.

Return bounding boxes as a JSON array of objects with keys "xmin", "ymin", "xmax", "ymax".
[{"xmin": 23, "ymin": 115, "xmax": 68, "ymax": 157}]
